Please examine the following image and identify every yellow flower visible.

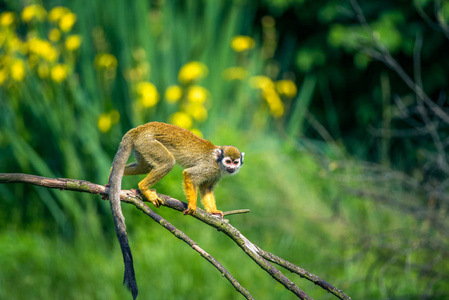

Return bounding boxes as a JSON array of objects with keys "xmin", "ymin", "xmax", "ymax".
[
  {"xmin": 140, "ymin": 94, "xmax": 159, "ymax": 108},
  {"xmin": 11, "ymin": 59, "xmax": 25, "ymax": 82},
  {"xmin": 249, "ymin": 75, "xmax": 274, "ymax": 90},
  {"xmin": 21, "ymin": 5, "xmax": 47, "ymax": 23},
  {"xmin": 48, "ymin": 28, "xmax": 61, "ymax": 42},
  {"xmin": 94, "ymin": 53, "xmax": 118, "ymax": 69},
  {"xmin": 137, "ymin": 81, "xmax": 156, "ymax": 95},
  {"xmin": 231, "ymin": 36, "xmax": 255, "ymax": 52},
  {"xmin": 45, "ymin": 45, "xmax": 59, "ymax": 61},
  {"xmin": 250, "ymin": 75, "xmax": 286, "ymax": 117},
  {"xmin": 165, "ymin": 85, "xmax": 182, "ymax": 103},
  {"xmin": 28, "ymin": 38, "xmax": 58, "ymax": 62},
  {"xmin": 269, "ymin": 101, "xmax": 284, "ymax": 118},
  {"xmin": 222, "ymin": 66, "xmax": 248, "ymax": 81},
  {"xmin": 51, "ymin": 64, "xmax": 68, "ymax": 83},
  {"xmin": 27, "ymin": 37, "xmax": 43, "ymax": 53},
  {"xmin": 48, "ymin": 6, "xmax": 70, "ymax": 22},
  {"xmin": 0, "ymin": 12, "xmax": 15, "ymax": 27},
  {"xmin": 59, "ymin": 12, "xmax": 76, "ymax": 32},
  {"xmin": 169, "ymin": 112, "xmax": 193, "ymax": 129},
  {"xmin": 187, "ymin": 86, "xmax": 208, "ymax": 104},
  {"xmin": 276, "ymin": 80, "xmax": 297, "ymax": 98},
  {"xmin": 94, "ymin": 53, "xmax": 118, "ymax": 80},
  {"xmin": 137, "ymin": 81, "xmax": 159, "ymax": 108},
  {"xmin": 65, "ymin": 35, "xmax": 81, "ymax": 51},
  {"xmin": 178, "ymin": 61, "xmax": 208, "ymax": 83},
  {"xmin": 97, "ymin": 110, "xmax": 120, "ymax": 133},
  {"xmin": 262, "ymin": 88, "xmax": 284, "ymax": 118},
  {"xmin": 186, "ymin": 103, "xmax": 208, "ymax": 122},
  {"xmin": 98, "ymin": 113, "xmax": 112, "ymax": 133}
]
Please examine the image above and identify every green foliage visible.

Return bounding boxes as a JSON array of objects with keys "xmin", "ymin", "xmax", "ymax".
[
  {"xmin": 328, "ymin": 10, "xmax": 405, "ymax": 54},
  {"xmin": 296, "ymin": 48, "xmax": 325, "ymax": 72},
  {"xmin": 1, "ymin": 0, "xmax": 449, "ymax": 299}
]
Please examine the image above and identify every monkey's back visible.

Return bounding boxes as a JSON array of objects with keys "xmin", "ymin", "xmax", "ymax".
[{"xmin": 130, "ymin": 122, "xmax": 217, "ymax": 168}]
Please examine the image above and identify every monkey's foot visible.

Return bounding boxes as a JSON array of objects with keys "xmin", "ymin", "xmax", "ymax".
[
  {"xmin": 140, "ymin": 189, "xmax": 165, "ymax": 208},
  {"xmin": 209, "ymin": 210, "xmax": 224, "ymax": 218}
]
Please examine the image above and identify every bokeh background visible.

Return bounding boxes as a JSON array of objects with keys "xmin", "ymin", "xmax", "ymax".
[{"xmin": 1, "ymin": 0, "xmax": 449, "ymax": 299}]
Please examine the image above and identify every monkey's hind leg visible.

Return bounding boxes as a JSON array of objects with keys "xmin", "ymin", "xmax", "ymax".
[
  {"xmin": 126, "ymin": 140, "xmax": 175, "ymax": 208},
  {"xmin": 200, "ymin": 184, "xmax": 223, "ymax": 217}
]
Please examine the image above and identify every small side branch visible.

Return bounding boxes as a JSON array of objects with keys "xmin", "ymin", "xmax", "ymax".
[
  {"xmin": 223, "ymin": 209, "xmax": 251, "ymax": 216},
  {"xmin": 259, "ymin": 250, "xmax": 351, "ymax": 300}
]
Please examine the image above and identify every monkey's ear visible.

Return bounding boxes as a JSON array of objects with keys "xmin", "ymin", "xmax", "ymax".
[
  {"xmin": 241, "ymin": 152, "xmax": 245, "ymax": 164},
  {"xmin": 213, "ymin": 148, "xmax": 223, "ymax": 162}
]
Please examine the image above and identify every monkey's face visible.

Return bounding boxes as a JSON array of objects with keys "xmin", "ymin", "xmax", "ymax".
[
  {"xmin": 213, "ymin": 146, "xmax": 244, "ymax": 176},
  {"xmin": 222, "ymin": 156, "xmax": 243, "ymax": 175}
]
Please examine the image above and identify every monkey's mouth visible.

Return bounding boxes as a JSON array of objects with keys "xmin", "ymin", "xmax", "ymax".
[{"xmin": 226, "ymin": 168, "xmax": 235, "ymax": 173}]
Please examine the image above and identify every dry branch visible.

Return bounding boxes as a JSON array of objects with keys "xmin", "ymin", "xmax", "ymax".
[
  {"xmin": 349, "ymin": 0, "xmax": 449, "ymax": 127},
  {"xmin": 0, "ymin": 173, "xmax": 351, "ymax": 300}
]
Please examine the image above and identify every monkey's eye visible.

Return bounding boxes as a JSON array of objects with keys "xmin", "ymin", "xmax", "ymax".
[{"xmin": 225, "ymin": 159, "xmax": 232, "ymax": 164}]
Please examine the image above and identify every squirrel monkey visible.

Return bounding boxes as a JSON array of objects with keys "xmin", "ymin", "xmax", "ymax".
[{"xmin": 108, "ymin": 121, "xmax": 244, "ymax": 299}]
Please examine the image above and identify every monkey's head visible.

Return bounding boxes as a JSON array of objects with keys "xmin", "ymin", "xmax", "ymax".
[{"xmin": 213, "ymin": 146, "xmax": 244, "ymax": 176}]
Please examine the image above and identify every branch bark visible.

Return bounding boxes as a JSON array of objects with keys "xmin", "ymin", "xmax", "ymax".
[{"xmin": 0, "ymin": 173, "xmax": 351, "ymax": 300}]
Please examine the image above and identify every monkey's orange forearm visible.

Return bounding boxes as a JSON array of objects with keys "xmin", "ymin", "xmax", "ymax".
[{"xmin": 182, "ymin": 171, "xmax": 197, "ymax": 215}]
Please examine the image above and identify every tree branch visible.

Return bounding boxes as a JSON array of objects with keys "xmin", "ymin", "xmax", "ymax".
[
  {"xmin": 259, "ymin": 250, "xmax": 351, "ymax": 300},
  {"xmin": 0, "ymin": 173, "xmax": 351, "ymax": 300},
  {"xmin": 0, "ymin": 172, "xmax": 253, "ymax": 298}
]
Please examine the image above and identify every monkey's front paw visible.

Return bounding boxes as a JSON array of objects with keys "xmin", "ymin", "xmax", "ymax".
[
  {"xmin": 141, "ymin": 189, "xmax": 165, "ymax": 208},
  {"xmin": 183, "ymin": 206, "xmax": 196, "ymax": 216}
]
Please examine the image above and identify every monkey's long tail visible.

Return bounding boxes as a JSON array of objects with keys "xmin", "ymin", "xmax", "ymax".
[{"xmin": 109, "ymin": 134, "xmax": 138, "ymax": 300}]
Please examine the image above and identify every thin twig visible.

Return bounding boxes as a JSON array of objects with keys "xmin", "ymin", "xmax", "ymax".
[
  {"xmin": 350, "ymin": 0, "xmax": 449, "ymax": 126},
  {"xmin": 223, "ymin": 209, "xmax": 251, "ymax": 216},
  {"xmin": 412, "ymin": 31, "xmax": 449, "ymax": 173},
  {"xmin": 434, "ymin": 0, "xmax": 449, "ymax": 40}
]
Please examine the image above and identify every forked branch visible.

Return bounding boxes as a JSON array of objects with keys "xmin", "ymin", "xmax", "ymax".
[{"xmin": 0, "ymin": 173, "xmax": 351, "ymax": 300}]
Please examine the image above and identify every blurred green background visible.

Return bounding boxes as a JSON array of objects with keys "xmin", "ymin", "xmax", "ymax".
[{"xmin": 1, "ymin": 0, "xmax": 449, "ymax": 299}]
